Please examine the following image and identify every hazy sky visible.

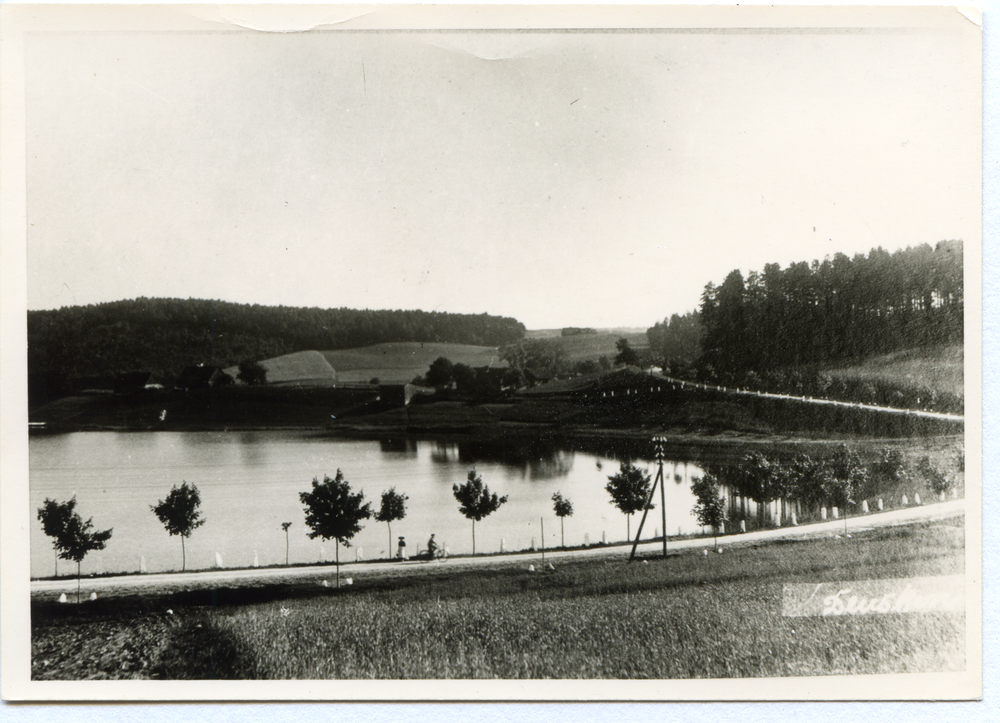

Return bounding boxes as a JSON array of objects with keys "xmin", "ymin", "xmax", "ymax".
[{"xmin": 24, "ymin": 11, "xmax": 981, "ymax": 330}]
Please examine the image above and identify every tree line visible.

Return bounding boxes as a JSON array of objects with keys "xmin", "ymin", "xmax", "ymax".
[
  {"xmin": 647, "ymin": 242, "xmax": 962, "ymax": 375},
  {"xmin": 693, "ymin": 445, "xmax": 959, "ymax": 534},
  {"xmin": 28, "ymin": 297, "xmax": 526, "ymax": 393}
]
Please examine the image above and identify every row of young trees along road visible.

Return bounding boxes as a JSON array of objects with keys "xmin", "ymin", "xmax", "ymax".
[
  {"xmin": 37, "ymin": 445, "xmax": 958, "ymax": 596},
  {"xmin": 35, "ymin": 461, "xmax": 666, "ymax": 593}
]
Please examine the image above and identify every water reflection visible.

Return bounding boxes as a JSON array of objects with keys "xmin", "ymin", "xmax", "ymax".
[
  {"xmin": 238, "ymin": 431, "xmax": 267, "ymax": 466},
  {"xmin": 431, "ymin": 442, "xmax": 460, "ymax": 465},
  {"xmin": 452, "ymin": 439, "xmax": 576, "ymax": 481},
  {"xmin": 379, "ymin": 437, "xmax": 418, "ymax": 456}
]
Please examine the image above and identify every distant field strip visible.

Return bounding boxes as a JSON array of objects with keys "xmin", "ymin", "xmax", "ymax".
[
  {"xmin": 322, "ymin": 342, "xmax": 504, "ymax": 383},
  {"xmin": 223, "ymin": 351, "xmax": 336, "ymax": 385}
]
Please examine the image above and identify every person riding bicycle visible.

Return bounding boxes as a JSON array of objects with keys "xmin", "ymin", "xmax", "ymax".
[{"xmin": 427, "ymin": 533, "xmax": 439, "ymax": 558}]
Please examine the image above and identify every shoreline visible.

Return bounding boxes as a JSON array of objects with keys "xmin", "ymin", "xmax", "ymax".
[{"xmin": 30, "ymin": 418, "xmax": 964, "ymax": 449}]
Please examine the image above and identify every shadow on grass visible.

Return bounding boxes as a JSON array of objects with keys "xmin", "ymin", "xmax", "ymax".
[{"xmin": 150, "ymin": 613, "xmax": 249, "ymax": 680}]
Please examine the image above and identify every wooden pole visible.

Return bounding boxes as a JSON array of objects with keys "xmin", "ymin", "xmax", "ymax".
[
  {"xmin": 630, "ymin": 436, "xmax": 669, "ymax": 562},
  {"xmin": 628, "ymin": 469, "xmax": 660, "ymax": 562},
  {"xmin": 660, "ymin": 447, "xmax": 668, "ymax": 558},
  {"xmin": 629, "ymin": 437, "xmax": 667, "ymax": 562}
]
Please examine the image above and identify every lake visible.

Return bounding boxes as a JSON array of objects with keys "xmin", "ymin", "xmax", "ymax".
[{"xmin": 29, "ymin": 431, "xmax": 710, "ymax": 577}]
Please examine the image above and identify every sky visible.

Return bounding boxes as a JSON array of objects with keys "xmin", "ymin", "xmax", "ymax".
[{"xmin": 22, "ymin": 8, "xmax": 981, "ymax": 330}]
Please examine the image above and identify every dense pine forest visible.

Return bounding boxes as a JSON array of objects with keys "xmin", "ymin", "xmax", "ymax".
[
  {"xmin": 649, "ymin": 241, "xmax": 962, "ymax": 376},
  {"xmin": 27, "ymin": 298, "xmax": 525, "ymax": 395}
]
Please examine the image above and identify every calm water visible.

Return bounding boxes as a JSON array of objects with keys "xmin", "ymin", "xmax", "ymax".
[{"xmin": 29, "ymin": 431, "xmax": 708, "ymax": 577}]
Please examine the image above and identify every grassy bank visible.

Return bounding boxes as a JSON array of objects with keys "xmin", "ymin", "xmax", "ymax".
[
  {"xmin": 32, "ymin": 517, "xmax": 965, "ymax": 680},
  {"xmin": 824, "ymin": 345, "xmax": 963, "ymax": 400}
]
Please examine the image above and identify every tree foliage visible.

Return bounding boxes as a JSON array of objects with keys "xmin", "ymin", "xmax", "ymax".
[
  {"xmin": 300, "ymin": 471, "xmax": 371, "ymax": 544},
  {"xmin": 647, "ymin": 311, "xmax": 703, "ymax": 368},
  {"xmin": 452, "ymin": 471, "xmax": 508, "ymax": 555},
  {"xmin": 374, "ymin": 487, "xmax": 408, "ymax": 557},
  {"xmin": 605, "ymin": 462, "xmax": 654, "ymax": 539},
  {"xmin": 917, "ymin": 456, "xmax": 953, "ymax": 497},
  {"xmin": 237, "ymin": 359, "xmax": 268, "ymax": 385},
  {"xmin": 300, "ymin": 470, "xmax": 371, "ymax": 586},
  {"xmin": 552, "ymin": 491, "xmax": 574, "ymax": 547},
  {"xmin": 870, "ymin": 447, "xmax": 908, "ymax": 485},
  {"xmin": 500, "ymin": 339, "xmax": 567, "ymax": 380},
  {"xmin": 690, "ymin": 474, "xmax": 726, "ymax": 547},
  {"xmin": 375, "ymin": 487, "xmax": 408, "ymax": 526},
  {"xmin": 151, "ymin": 481, "xmax": 205, "ymax": 537},
  {"xmin": 37, "ymin": 497, "xmax": 76, "ymax": 574},
  {"xmin": 37, "ymin": 496, "xmax": 112, "ymax": 602},
  {"xmin": 701, "ymin": 443, "xmax": 961, "ymax": 530},
  {"xmin": 425, "ymin": 357, "xmax": 456, "ymax": 387},
  {"xmin": 27, "ymin": 298, "xmax": 526, "ymax": 396},
  {"xmin": 552, "ymin": 492, "xmax": 574, "ymax": 519},
  {"xmin": 731, "ymin": 453, "xmax": 788, "ymax": 528},
  {"xmin": 822, "ymin": 445, "xmax": 867, "ymax": 514},
  {"xmin": 151, "ymin": 481, "xmax": 205, "ymax": 571},
  {"xmin": 614, "ymin": 337, "xmax": 641, "ymax": 367},
  {"xmin": 696, "ymin": 241, "xmax": 963, "ymax": 379}
]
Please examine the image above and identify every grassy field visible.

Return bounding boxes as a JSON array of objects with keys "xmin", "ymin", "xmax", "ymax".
[
  {"xmin": 32, "ymin": 517, "xmax": 965, "ymax": 680},
  {"xmin": 527, "ymin": 331, "xmax": 650, "ymax": 364},
  {"xmin": 222, "ymin": 351, "xmax": 337, "ymax": 386},
  {"xmin": 321, "ymin": 342, "xmax": 504, "ymax": 384},
  {"xmin": 525, "ymin": 327, "xmax": 648, "ymax": 340},
  {"xmin": 823, "ymin": 345, "xmax": 964, "ymax": 399},
  {"xmin": 319, "ymin": 332, "xmax": 650, "ymax": 382}
]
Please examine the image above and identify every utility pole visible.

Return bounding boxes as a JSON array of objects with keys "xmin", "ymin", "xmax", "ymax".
[
  {"xmin": 629, "ymin": 435, "xmax": 668, "ymax": 562},
  {"xmin": 658, "ymin": 438, "xmax": 667, "ymax": 557}
]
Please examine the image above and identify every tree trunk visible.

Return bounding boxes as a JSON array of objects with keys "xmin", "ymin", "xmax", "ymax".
[
  {"xmin": 55, "ymin": 549, "xmax": 58, "ymax": 577},
  {"xmin": 471, "ymin": 520, "xmax": 476, "ymax": 555},
  {"xmin": 335, "ymin": 540, "xmax": 340, "ymax": 588},
  {"xmin": 285, "ymin": 531, "xmax": 289, "ymax": 566},
  {"xmin": 77, "ymin": 561, "xmax": 81, "ymax": 604},
  {"xmin": 387, "ymin": 522, "xmax": 392, "ymax": 561},
  {"xmin": 627, "ymin": 515, "xmax": 630, "ymax": 542},
  {"xmin": 561, "ymin": 518, "xmax": 565, "ymax": 548},
  {"xmin": 181, "ymin": 535, "xmax": 186, "ymax": 572}
]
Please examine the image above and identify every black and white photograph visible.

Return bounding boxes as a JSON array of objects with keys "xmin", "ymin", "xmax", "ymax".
[{"xmin": 0, "ymin": 3, "xmax": 983, "ymax": 702}]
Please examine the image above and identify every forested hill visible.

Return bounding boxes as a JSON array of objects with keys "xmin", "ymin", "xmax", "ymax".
[
  {"xmin": 27, "ymin": 298, "xmax": 525, "ymax": 384},
  {"xmin": 698, "ymin": 241, "xmax": 963, "ymax": 377}
]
